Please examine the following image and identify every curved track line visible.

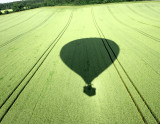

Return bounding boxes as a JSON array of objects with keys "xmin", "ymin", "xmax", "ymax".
[
  {"xmin": 128, "ymin": 16, "xmax": 160, "ymax": 29},
  {"xmin": 0, "ymin": 11, "xmax": 28, "ymax": 24},
  {"xmin": 0, "ymin": 11, "xmax": 73, "ymax": 122},
  {"xmin": 106, "ymin": 7, "xmax": 160, "ymax": 42},
  {"xmin": 105, "ymin": 6, "xmax": 160, "ymax": 76},
  {"xmin": 126, "ymin": 5, "xmax": 160, "ymax": 22},
  {"xmin": 93, "ymin": 7, "xmax": 160, "ymax": 124},
  {"xmin": 105, "ymin": 6, "xmax": 160, "ymax": 59},
  {"xmin": 91, "ymin": 7, "xmax": 147, "ymax": 124},
  {"xmin": 140, "ymin": 57, "xmax": 160, "ymax": 75},
  {"xmin": 105, "ymin": 6, "xmax": 160, "ymax": 57},
  {"xmin": 0, "ymin": 10, "xmax": 42, "ymax": 32},
  {"xmin": 145, "ymin": 4, "xmax": 160, "ymax": 15},
  {"xmin": 0, "ymin": 10, "xmax": 57, "ymax": 49}
]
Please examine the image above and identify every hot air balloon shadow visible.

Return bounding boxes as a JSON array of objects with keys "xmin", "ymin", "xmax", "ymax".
[{"xmin": 60, "ymin": 38, "xmax": 119, "ymax": 96}]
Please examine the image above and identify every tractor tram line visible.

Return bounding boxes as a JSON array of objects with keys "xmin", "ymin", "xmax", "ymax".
[
  {"xmin": 0, "ymin": 11, "xmax": 73, "ymax": 122},
  {"xmin": 106, "ymin": 6, "xmax": 160, "ymax": 123},
  {"xmin": 106, "ymin": 6, "xmax": 160, "ymax": 43},
  {"xmin": 105, "ymin": 7, "xmax": 160, "ymax": 76},
  {"xmin": 145, "ymin": 4, "xmax": 160, "ymax": 15},
  {"xmin": 0, "ymin": 9, "xmax": 58, "ymax": 49},
  {"xmin": 91, "ymin": 7, "xmax": 160, "ymax": 124},
  {"xmin": 126, "ymin": 5, "xmax": 160, "ymax": 22},
  {"xmin": 106, "ymin": 6, "xmax": 160, "ymax": 57},
  {"xmin": 0, "ymin": 10, "xmax": 43, "ymax": 32}
]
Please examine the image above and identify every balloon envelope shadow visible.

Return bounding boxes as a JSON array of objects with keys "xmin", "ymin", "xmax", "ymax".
[{"xmin": 60, "ymin": 38, "xmax": 119, "ymax": 96}]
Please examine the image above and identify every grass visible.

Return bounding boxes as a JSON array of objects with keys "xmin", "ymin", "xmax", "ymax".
[{"xmin": 0, "ymin": 1, "xmax": 160, "ymax": 124}]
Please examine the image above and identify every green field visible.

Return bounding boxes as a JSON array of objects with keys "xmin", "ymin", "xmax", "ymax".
[{"xmin": 0, "ymin": 1, "xmax": 160, "ymax": 124}]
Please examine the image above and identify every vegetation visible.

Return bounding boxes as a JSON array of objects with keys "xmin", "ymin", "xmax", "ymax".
[
  {"xmin": 0, "ymin": 0, "xmax": 144, "ymax": 15},
  {"xmin": 4, "ymin": 10, "xmax": 9, "ymax": 14},
  {"xmin": 12, "ymin": 3, "xmax": 25, "ymax": 12}
]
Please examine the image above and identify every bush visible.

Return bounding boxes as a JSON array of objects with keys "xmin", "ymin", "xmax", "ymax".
[
  {"xmin": 4, "ymin": 10, "xmax": 9, "ymax": 14},
  {"xmin": 44, "ymin": 0, "xmax": 55, "ymax": 6},
  {"xmin": 0, "ymin": 11, "xmax": 2, "ymax": 15},
  {"xmin": 12, "ymin": 3, "xmax": 24, "ymax": 12}
]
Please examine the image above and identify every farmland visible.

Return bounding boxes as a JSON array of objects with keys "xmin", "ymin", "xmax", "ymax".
[{"xmin": 0, "ymin": 1, "xmax": 160, "ymax": 123}]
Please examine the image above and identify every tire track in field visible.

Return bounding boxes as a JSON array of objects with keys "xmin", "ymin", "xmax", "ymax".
[
  {"xmin": 0, "ymin": 10, "xmax": 42, "ymax": 32},
  {"xmin": 126, "ymin": 5, "xmax": 160, "ymax": 22},
  {"xmin": 104, "ymin": 8, "xmax": 160, "ymax": 61},
  {"xmin": 145, "ymin": 4, "xmax": 160, "ymax": 15},
  {"xmin": 107, "ymin": 6, "xmax": 160, "ymax": 123},
  {"xmin": 106, "ymin": 6, "xmax": 160, "ymax": 42},
  {"xmin": 105, "ymin": 6, "xmax": 160, "ymax": 78},
  {"xmin": 106, "ymin": 6, "xmax": 160, "ymax": 59},
  {"xmin": 0, "ymin": 11, "xmax": 73, "ymax": 122},
  {"xmin": 0, "ymin": 10, "xmax": 57, "ymax": 49},
  {"xmin": 0, "ymin": 11, "xmax": 28, "ymax": 24},
  {"xmin": 91, "ymin": 7, "xmax": 147, "ymax": 124},
  {"xmin": 92, "ymin": 8, "xmax": 160, "ymax": 124},
  {"xmin": 139, "ymin": 57, "xmax": 160, "ymax": 75},
  {"xmin": 128, "ymin": 16, "xmax": 160, "ymax": 29}
]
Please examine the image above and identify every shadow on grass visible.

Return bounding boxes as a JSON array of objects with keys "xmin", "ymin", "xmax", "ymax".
[{"xmin": 60, "ymin": 38, "xmax": 119, "ymax": 96}]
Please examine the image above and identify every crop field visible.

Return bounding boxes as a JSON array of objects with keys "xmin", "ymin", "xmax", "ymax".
[{"xmin": 0, "ymin": 1, "xmax": 160, "ymax": 124}]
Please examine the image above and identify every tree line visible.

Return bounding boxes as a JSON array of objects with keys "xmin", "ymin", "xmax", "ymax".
[{"xmin": 0, "ymin": 0, "xmax": 143, "ymax": 15}]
